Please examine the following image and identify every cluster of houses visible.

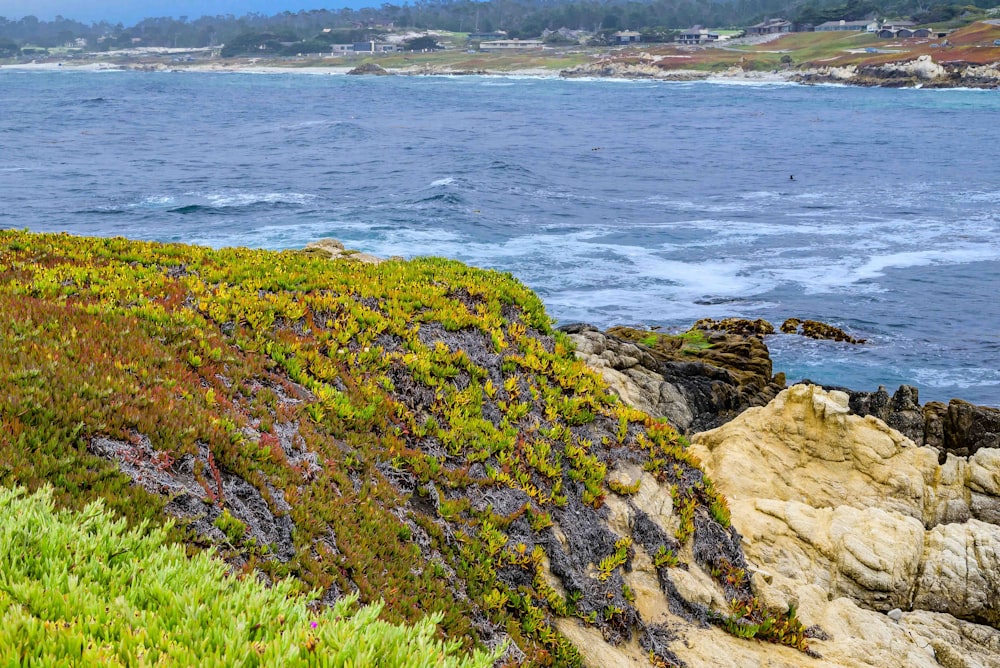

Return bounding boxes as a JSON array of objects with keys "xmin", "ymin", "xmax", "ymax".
[
  {"xmin": 656, "ymin": 16, "xmax": 946, "ymax": 46},
  {"xmin": 811, "ymin": 18, "xmax": 935, "ymax": 37},
  {"xmin": 671, "ymin": 17, "xmax": 942, "ymax": 45},
  {"xmin": 328, "ymin": 41, "xmax": 400, "ymax": 54},
  {"xmin": 319, "ymin": 14, "xmax": 942, "ymax": 57}
]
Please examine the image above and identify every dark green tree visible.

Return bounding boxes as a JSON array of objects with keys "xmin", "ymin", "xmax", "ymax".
[
  {"xmin": 403, "ymin": 35, "xmax": 442, "ymax": 50},
  {"xmin": 0, "ymin": 37, "xmax": 19, "ymax": 57}
]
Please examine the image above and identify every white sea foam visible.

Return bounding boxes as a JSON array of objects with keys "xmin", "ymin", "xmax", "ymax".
[
  {"xmin": 700, "ymin": 77, "xmax": 801, "ymax": 88},
  {"xmin": 194, "ymin": 191, "xmax": 318, "ymax": 207},
  {"xmin": 911, "ymin": 367, "xmax": 1000, "ymax": 389},
  {"xmin": 122, "ymin": 195, "xmax": 177, "ymax": 209},
  {"xmin": 486, "ymin": 74, "xmax": 561, "ymax": 81},
  {"xmin": 280, "ymin": 119, "xmax": 337, "ymax": 131},
  {"xmin": 958, "ymin": 190, "xmax": 1000, "ymax": 204},
  {"xmin": 559, "ymin": 76, "xmax": 647, "ymax": 85},
  {"xmin": 773, "ymin": 245, "xmax": 1000, "ymax": 294}
]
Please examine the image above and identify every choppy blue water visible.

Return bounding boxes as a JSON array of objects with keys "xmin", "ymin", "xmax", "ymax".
[{"xmin": 2, "ymin": 69, "xmax": 999, "ymax": 405}]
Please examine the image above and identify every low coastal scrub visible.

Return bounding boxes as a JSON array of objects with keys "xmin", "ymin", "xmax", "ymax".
[
  {"xmin": 0, "ymin": 485, "xmax": 496, "ymax": 667},
  {"xmin": 0, "ymin": 230, "xmax": 805, "ymax": 664}
]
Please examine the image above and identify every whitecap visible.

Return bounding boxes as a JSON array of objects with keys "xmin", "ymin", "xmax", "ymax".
[
  {"xmin": 701, "ymin": 78, "xmax": 801, "ymax": 88},
  {"xmin": 190, "ymin": 191, "xmax": 318, "ymax": 208},
  {"xmin": 911, "ymin": 367, "xmax": 1000, "ymax": 389},
  {"xmin": 129, "ymin": 195, "xmax": 177, "ymax": 208},
  {"xmin": 774, "ymin": 245, "xmax": 1000, "ymax": 294}
]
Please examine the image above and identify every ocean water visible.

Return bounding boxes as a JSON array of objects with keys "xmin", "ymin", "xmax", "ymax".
[{"xmin": 2, "ymin": 69, "xmax": 999, "ymax": 405}]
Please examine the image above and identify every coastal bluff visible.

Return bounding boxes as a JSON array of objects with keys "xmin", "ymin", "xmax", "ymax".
[{"xmin": 2, "ymin": 231, "xmax": 999, "ymax": 667}]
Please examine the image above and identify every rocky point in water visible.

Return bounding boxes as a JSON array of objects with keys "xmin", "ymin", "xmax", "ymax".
[
  {"xmin": 781, "ymin": 318, "xmax": 867, "ymax": 344},
  {"xmin": 560, "ymin": 322, "xmax": 784, "ymax": 434}
]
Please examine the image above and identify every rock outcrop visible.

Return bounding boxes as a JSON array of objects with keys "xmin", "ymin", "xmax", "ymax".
[
  {"xmin": 837, "ymin": 383, "xmax": 1000, "ymax": 461},
  {"xmin": 560, "ymin": 58, "xmax": 709, "ymax": 80},
  {"xmin": 781, "ymin": 318, "xmax": 866, "ymax": 344},
  {"xmin": 565, "ymin": 322, "xmax": 1000, "ymax": 665},
  {"xmin": 346, "ymin": 62, "xmax": 392, "ymax": 76},
  {"xmin": 795, "ymin": 57, "xmax": 1000, "ymax": 89},
  {"xmin": 693, "ymin": 317, "xmax": 775, "ymax": 337},
  {"xmin": 301, "ymin": 238, "xmax": 389, "ymax": 264},
  {"xmin": 688, "ymin": 385, "xmax": 1000, "ymax": 667},
  {"xmin": 563, "ymin": 323, "xmax": 785, "ymax": 433}
]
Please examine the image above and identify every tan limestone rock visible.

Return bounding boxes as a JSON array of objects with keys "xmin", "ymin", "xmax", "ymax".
[{"xmin": 685, "ymin": 384, "xmax": 1000, "ymax": 666}]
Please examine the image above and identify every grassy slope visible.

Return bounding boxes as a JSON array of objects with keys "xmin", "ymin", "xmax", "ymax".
[{"xmin": 0, "ymin": 231, "xmax": 805, "ymax": 665}]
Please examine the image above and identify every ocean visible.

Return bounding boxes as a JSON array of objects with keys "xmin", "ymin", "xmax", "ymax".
[{"xmin": 2, "ymin": 68, "xmax": 999, "ymax": 405}]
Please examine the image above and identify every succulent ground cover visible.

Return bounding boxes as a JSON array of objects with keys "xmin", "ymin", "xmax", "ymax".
[
  {"xmin": 0, "ymin": 230, "xmax": 807, "ymax": 665},
  {"xmin": 0, "ymin": 485, "xmax": 497, "ymax": 667}
]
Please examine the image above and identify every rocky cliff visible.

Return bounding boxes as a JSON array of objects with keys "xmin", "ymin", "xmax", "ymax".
[
  {"xmin": 562, "ymin": 323, "xmax": 784, "ymax": 434},
  {"xmin": 846, "ymin": 384, "xmax": 1000, "ymax": 461}
]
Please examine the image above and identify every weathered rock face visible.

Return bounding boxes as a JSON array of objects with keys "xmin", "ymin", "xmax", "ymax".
[
  {"xmin": 689, "ymin": 385, "xmax": 1000, "ymax": 667},
  {"xmin": 562, "ymin": 323, "xmax": 785, "ymax": 434}
]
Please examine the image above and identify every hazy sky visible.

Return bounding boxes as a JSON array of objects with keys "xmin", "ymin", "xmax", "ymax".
[{"xmin": 0, "ymin": 1, "xmax": 376, "ymax": 24}]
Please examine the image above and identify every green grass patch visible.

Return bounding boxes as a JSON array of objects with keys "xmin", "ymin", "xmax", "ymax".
[{"xmin": 0, "ymin": 485, "xmax": 497, "ymax": 667}]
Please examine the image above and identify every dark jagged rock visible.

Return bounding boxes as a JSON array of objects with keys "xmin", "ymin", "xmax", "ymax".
[
  {"xmin": 563, "ymin": 324, "xmax": 785, "ymax": 434},
  {"xmin": 781, "ymin": 318, "xmax": 866, "ymax": 344},
  {"xmin": 821, "ymin": 383, "xmax": 1000, "ymax": 462},
  {"xmin": 939, "ymin": 399, "xmax": 1000, "ymax": 457}
]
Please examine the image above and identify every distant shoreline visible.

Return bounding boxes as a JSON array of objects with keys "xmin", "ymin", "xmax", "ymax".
[{"xmin": 2, "ymin": 57, "xmax": 998, "ymax": 89}]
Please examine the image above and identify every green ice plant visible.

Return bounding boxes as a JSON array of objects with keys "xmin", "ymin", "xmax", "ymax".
[
  {"xmin": 0, "ymin": 230, "xmax": 790, "ymax": 660},
  {"xmin": 0, "ymin": 485, "xmax": 498, "ymax": 668}
]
